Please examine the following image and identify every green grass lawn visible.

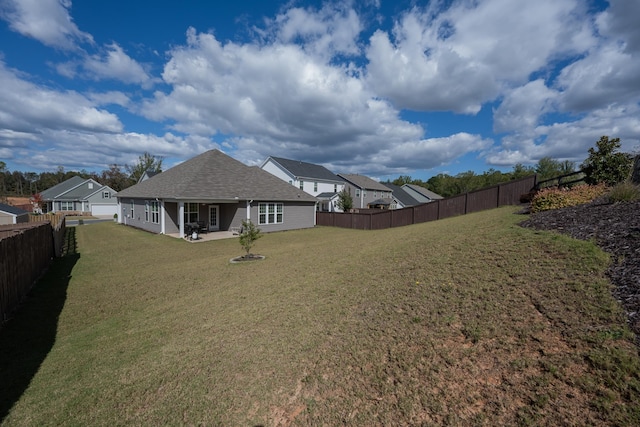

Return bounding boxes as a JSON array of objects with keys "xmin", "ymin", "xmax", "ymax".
[{"xmin": 2, "ymin": 207, "xmax": 639, "ymax": 426}]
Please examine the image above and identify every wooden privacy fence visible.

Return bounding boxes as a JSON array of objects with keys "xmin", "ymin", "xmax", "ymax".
[
  {"xmin": 0, "ymin": 217, "xmax": 66, "ymax": 322},
  {"xmin": 317, "ymin": 175, "xmax": 537, "ymax": 230}
]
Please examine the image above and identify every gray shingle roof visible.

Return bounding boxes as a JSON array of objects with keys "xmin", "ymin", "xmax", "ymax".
[
  {"xmin": 116, "ymin": 149, "xmax": 317, "ymax": 202},
  {"xmin": 384, "ymin": 183, "xmax": 421, "ymax": 206},
  {"xmin": 40, "ymin": 176, "xmax": 86, "ymax": 200},
  {"xmin": 338, "ymin": 174, "xmax": 392, "ymax": 192},
  {"xmin": 403, "ymin": 184, "xmax": 443, "ymax": 200},
  {"xmin": 269, "ymin": 157, "xmax": 343, "ymax": 182},
  {"xmin": 0, "ymin": 203, "xmax": 29, "ymax": 216}
]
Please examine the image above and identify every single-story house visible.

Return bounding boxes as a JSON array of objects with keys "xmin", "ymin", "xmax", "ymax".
[
  {"xmin": 260, "ymin": 156, "xmax": 345, "ymax": 212},
  {"xmin": 40, "ymin": 176, "xmax": 118, "ymax": 216},
  {"xmin": 0, "ymin": 203, "xmax": 30, "ymax": 225},
  {"xmin": 115, "ymin": 149, "xmax": 318, "ymax": 237}
]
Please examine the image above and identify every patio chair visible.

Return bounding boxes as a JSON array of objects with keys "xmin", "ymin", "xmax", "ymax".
[{"xmin": 197, "ymin": 220, "xmax": 207, "ymax": 233}]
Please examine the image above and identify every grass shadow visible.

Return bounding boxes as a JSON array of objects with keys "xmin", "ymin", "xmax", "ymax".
[{"xmin": 0, "ymin": 227, "xmax": 79, "ymax": 422}]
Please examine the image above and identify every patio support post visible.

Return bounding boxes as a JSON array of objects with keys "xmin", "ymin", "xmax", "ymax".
[
  {"xmin": 246, "ymin": 200, "xmax": 251, "ymax": 221},
  {"xmin": 160, "ymin": 200, "xmax": 165, "ymax": 234},
  {"xmin": 178, "ymin": 201, "xmax": 185, "ymax": 237}
]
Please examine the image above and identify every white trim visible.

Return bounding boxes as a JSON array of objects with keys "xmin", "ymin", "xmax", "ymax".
[{"xmin": 208, "ymin": 205, "xmax": 220, "ymax": 231}]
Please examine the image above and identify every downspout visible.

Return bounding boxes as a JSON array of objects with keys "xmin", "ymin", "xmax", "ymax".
[
  {"xmin": 178, "ymin": 201, "xmax": 185, "ymax": 237},
  {"xmin": 247, "ymin": 200, "xmax": 253, "ymax": 221},
  {"xmin": 158, "ymin": 198, "xmax": 165, "ymax": 234}
]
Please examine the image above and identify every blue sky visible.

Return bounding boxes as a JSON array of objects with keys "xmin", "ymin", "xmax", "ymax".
[{"xmin": 1, "ymin": 0, "xmax": 639, "ymax": 182}]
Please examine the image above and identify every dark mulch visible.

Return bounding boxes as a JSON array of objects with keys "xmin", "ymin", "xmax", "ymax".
[{"xmin": 520, "ymin": 200, "xmax": 640, "ymax": 343}]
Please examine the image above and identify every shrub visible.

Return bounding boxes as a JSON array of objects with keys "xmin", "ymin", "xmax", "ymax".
[
  {"xmin": 607, "ymin": 181, "xmax": 640, "ymax": 203},
  {"xmin": 239, "ymin": 219, "xmax": 262, "ymax": 255},
  {"xmin": 531, "ymin": 184, "xmax": 608, "ymax": 212}
]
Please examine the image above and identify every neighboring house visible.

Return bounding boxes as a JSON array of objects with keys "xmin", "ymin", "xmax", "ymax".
[
  {"xmin": 40, "ymin": 176, "xmax": 118, "ymax": 216},
  {"xmin": 260, "ymin": 156, "xmax": 345, "ymax": 212},
  {"xmin": 402, "ymin": 184, "xmax": 443, "ymax": 203},
  {"xmin": 338, "ymin": 174, "xmax": 394, "ymax": 209},
  {"xmin": 384, "ymin": 183, "xmax": 423, "ymax": 209},
  {"xmin": 138, "ymin": 170, "xmax": 161, "ymax": 183},
  {"xmin": 0, "ymin": 203, "xmax": 29, "ymax": 225},
  {"xmin": 115, "ymin": 149, "xmax": 318, "ymax": 237}
]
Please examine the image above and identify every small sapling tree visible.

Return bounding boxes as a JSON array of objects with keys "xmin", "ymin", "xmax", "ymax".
[
  {"xmin": 336, "ymin": 188, "xmax": 353, "ymax": 211},
  {"xmin": 239, "ymin": 219, "xmax": 262, "ymax": 256}
]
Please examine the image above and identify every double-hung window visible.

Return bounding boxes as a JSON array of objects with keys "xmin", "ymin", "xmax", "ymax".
[
  {"xmin": 314, "ymin": 182, "xmax": 318, "ymax": 192},
  {"xmin": 60, "ymin": 201, "xmax": 73, "ymax": 211},
  {"xmin": 258, "ymin": 203, "xmax": 283, "ymax": 225},
  {"xmin": 299, "ymin": 180, "xmax": 304, "ymax": 190},
  {"xmin": 184, "ymin": 202, "xmax": 198, "ymax": 223},
  {"xmin": 145, "ymin": 202, "xmax": 150, "ymax": 222},
  {"xmin": 102, "ymin": 191, "xmax": 110, "ymax": 199},
  {"xmin": 151, "ymin": 201, "xmax": 160, "ymax": 224}
]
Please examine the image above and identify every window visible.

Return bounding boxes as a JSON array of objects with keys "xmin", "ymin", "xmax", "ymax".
[
  {"xmin": 259, "ymin": 203, "xmax": 283, "ymax": 225},
  {"xmin": 355, "ymin": 189, "xmax": 360, "ymax": 197},
  {"xmin": 102, "ymin": 191, "xmax": 110, "ymax": 199},
  {"xmin": 334, "ymin": 184, "xmax": 337, "ymax": 192},
  {"xmin": 88, "ymin": 182, "xmax": 93, "ymax": 190},
  {"xmin": 289, "ymin": 180, "xmax": 293, "ymax": 185},
  {"xmin": 151, "ymin": 201, "xmax": 160, "ymax": 224},
  {"xmin": 314, "ymin": 182, "xmax": 318, "ymax": 192},
  {"xmin": 145, "ymin": 202, "xmax": 149, "ymax": 222},
  {"xmin": 184, "ymin": 202, "xmax": 198, "ymax": 223},
  {"xmin": 374, "ymin": 191, "xmax": 377, "ymax": 198},
  {"xmin": 60, "ymin": 201, "xmax": 73, "ymax": 211},
  {"xmin": 299, "ymin": 180, "xmax": 304, "ymax": 190},
  {"xmin": 130, "ymin": 200, "xmax": 134, "ymax": 217}
]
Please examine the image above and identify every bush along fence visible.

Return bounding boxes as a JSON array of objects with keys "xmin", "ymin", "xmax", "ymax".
[
  {"xmin": 0, "ymin": 217, "xmax": 66, "ymax": 323},
  {"xmin": 317, "ymin": 175, "xmax": 537, "ymax": 230}
]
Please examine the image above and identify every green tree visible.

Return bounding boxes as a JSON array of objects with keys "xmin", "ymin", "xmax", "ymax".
[
  {"xmin": 100, "ymin": 164, "xmax": 134, "ymax": 191},
  {"xmin": 535, "ymin": 157, "xmax": 564, "ymax": 181},
  {"xmin": 239, "ymin": 219, "xmax": 262, "ymax": 256},
  {"xmin": 336, "ymin": 188, "xmax": 353, "ymax": 211},
  {"xmin": 511, "ymin": 163, "xmax": 535, "ymax": 180},
  {"xmin": 581, "ymin": 136, "xmax": 633, "ymax": 186},
  {"xmin": 126, "ymin": 152, "xmax": 164, "ymax": 183}
]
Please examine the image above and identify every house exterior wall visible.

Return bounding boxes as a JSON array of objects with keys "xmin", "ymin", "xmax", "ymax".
[
  {"xmin": 0, "ymin": 212, "xmax": 14, "ymax": 225},
  {"xmin": 164, "ymin": 202, "xmax": 179, "ymax": 234},
  {"xmin": 120, "ymin": 198, "xmax": 162, "ymax": 233},
  {"xmin": 248, "ymin": 201, "xmax": 315, "ymax": 232},
  {"xmin": 342, "ymin": 183, "xmax": 389, "ymax": 209},
  {"xmin": 261, "ymin": 160, "xmax": 295, "ymax": 184}
]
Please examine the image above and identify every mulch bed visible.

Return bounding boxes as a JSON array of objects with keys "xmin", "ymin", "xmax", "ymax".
[{"xmin": 520, "ymin": 200, "xmax": 640, "ymax": 343}]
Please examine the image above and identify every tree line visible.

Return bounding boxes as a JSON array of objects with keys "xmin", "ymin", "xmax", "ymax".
[
  {"xmin": 386, "ymin": 136, "xmax": 634, "ymax": 198},
  {"xmin": 0, "ymin": 152, "xmax": 163, "ymax": 200}
]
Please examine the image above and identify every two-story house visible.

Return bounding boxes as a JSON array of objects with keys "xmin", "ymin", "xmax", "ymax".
[
  {"xmin": 260, "ymin": 156, "xmax": 345, "ymax": 212},
  {"xmin": 337, "ymin": 174, "xmax": 394, "ymax": 210}
]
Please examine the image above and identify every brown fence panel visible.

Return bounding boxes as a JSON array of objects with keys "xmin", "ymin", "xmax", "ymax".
[
  {"xmin": 316, "ymin": 212, "xmax": 333, "ymax": 226},
  {"xmin": 467, "ymin": 187, "xmax": 499, "ymax": 213},
  {"xmin": 438, "ymin": 195, "xmax": 466, "ymax": 219},
  {"xmin": 352, "ymin": 214, "xmax": 371, "ymax": 230},
  {"xmin": 414, "ymin": 202, "xmax": 439, "ymax": 224},
  {"xmin": 390, "ymin": 207, "xmax": 414, "ymax": 228},
  {"xmin": 0, "ymin": 223, "xmax": 54, "ymax": 322},
  {"xmin": 498, "ymin": 175, "xmax": 537, "ymax": 206},
  {"xmin": 371, "ymin": 211, "xmax": 392, "ymax": 230}
]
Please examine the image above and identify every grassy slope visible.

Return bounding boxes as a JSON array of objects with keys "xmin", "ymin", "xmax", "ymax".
[{"xmin": 2, "ymin": 207, "xmax": 639, "ymax": 426}]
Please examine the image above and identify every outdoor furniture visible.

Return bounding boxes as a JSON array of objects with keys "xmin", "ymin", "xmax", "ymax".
[
  {"xmin": 185, "ymin": 222, "xmax": 200, "ymax": 240},
  {"xmin": 197, "ymin": 220, "xmax": 207, "ymax": 233}
]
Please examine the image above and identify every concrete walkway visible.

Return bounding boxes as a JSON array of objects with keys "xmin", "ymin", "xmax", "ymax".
[{"xmin": 166, "ymin": 230, "xmax": 237, "ymax": 242}]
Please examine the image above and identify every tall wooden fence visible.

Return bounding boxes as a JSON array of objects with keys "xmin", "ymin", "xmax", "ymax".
[
  {"xmin": 317, "ymin": 175, "xmax": 537, "ymax": 230},
  {"xmin": 0, "ymin": 218, "xmax": 66, "ymax": 322}
]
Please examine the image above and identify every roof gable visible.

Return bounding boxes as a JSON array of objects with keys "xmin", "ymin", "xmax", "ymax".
[
  {"xmin": 40, "ymin": 176, "xmax": 86, "ymax": 199},
  {"xmin": 267, "ymin": 157, "xmax": 342, "ymax": 182},
  {"xmin": 384, "ymin": 183, "xmax": 421, "ymax": 207},
  {"xmin": 116, "ymin": 150, "xmax": 317, "ymax": 202}
]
